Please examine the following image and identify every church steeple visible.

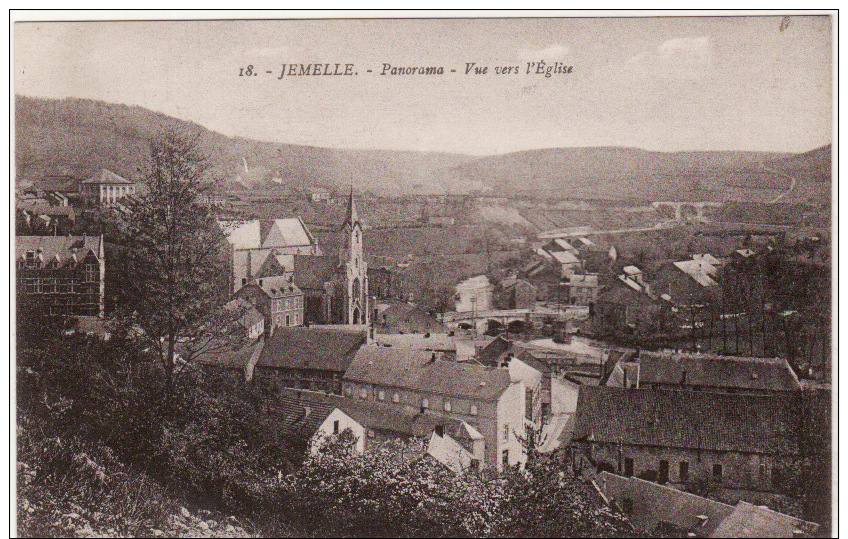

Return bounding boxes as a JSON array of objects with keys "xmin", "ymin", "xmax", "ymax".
[{"xmin": 342, "ymin": 186, "xmax": 359, "ymax": 230}]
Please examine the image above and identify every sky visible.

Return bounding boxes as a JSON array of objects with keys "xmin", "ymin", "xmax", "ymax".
[{"xmin": 14, "ymin": 15, "xmax": 833, "ymax": 156}]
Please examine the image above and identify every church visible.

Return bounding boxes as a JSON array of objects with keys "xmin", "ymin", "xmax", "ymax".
[{"xmin": 220, "ymin": 190, "xmax": 370, "ymax": 327}]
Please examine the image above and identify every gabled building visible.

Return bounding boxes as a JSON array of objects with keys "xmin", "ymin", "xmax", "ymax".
[
  {"xmin": 233, "ymin": 274, "xmax": 304, "ymax": 331},
  {"xmin": 219, "ymin": 217, "xmax": 322, "ymax": 294},
  {"xmin": 224, "ymin": 298, "xmax": 265, "ymax": 340},
  {"xmin": 342, "ymin": 346, "xmax": 526, "ymax": 470},
  {"xmin": 16, "ymin": 235, "xmax": 105, "ymax": 317},
  {"xmin": 568, "ymin": 273, "xmax": 601, "ymax": 306},
  {"xmin": 314, "ymin": 397, "xmax": 485, "ymax": 473},
  {"xmin": 571, "ymin": 386, "xmax": 802, "ymax": 496},
  {"xmin": 80, "ymin": 169, "xmax": 137, "ymax": 206},
  {"xmin": 252, "ymin": 326, "xmax": 367, "ymax": 394}
]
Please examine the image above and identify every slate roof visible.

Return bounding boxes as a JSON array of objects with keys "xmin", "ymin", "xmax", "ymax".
[
  {"xmin": 637, "ymin": 351, "xmax": 802, "ymax": 392},
  {"xmin": 710, "ymin": 501, "xmax": 819, "ymax": 538},
  {"xmin": 374, "ymin": 332, "xmax": 455, "ymax": 351},
  {"xmin": 220, "ymin": 218, "xmax": 316, "ymax": 250},
  {"xmin": 572, "ymin": 386, "xmax": 801, "ymax": 455},
  {"xmin": 82, "ymin": 169, "xmax": 133, "ymax": 185},
  {"xmin": 16, "ymin": 236, "xmax": 102, "ymax": 267},
  {"xmin": 334, "ymin": 398, "xmax": 468, "ymax": 440},
  {"xmin": 254, "ymin": 275, "xmax": 302, "ymax": 298},
  {"xmin": 345, "ymin": 346, "xmax": 513, "ymax": 402},
  {"xmin": 275, "ymin": 389, "xmax": 340, "ymax": 439},
  {"xmin": 673, "ymin": 259, "xmax": 720, "ymax": 287},
  {"xmin": 293, "ymin": 254, "xmax": 339, "ymax": 291},
  {"xmin": 256, "ymin": 326, "xmax": 367, "ymax": 372},
  {"xmin": 597, "ymin": 281, "xmax": 658, "ymax": 309},
  {"xmin": 550, "ymin": 250, "xmax": 581, "ymax": 265}
]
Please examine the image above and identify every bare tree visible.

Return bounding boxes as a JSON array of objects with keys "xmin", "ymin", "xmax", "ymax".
[{"xmin": 111, "ymin": 130, "xmax": 245, "ymax": 409}]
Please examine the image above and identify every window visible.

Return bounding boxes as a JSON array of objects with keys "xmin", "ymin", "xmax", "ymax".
[
  {"xmin": 345, "ymin": 385, "xmax": 352, "ymax": 396},
  {"xmin": 435, "ymin": 425, "xmax": 444, "ymax": 437},
  {"xmin": 679, "ymin": 461, "xmax": 689, "ymax": 482},
  {"xmin": 378, "ymin": 390, "xmax": 385, "ymax": 401},
  {"xmin": 624, "ymin": 458, "xmax": 634, "ymax": 477},
  {"xmin": 367, "ymin": 429, "xmax": 375, "ymax": 439},
  {"xmin": 622, "ymin": 498, "xmax": 633, "ymax": 514},
  {"xmin": 713, "ymin": 464, "xmax": 723, "ymax": 483},
  {"xmin": 392, "ymin": 392, "xmax": 400, "ymax": 403},
  {"xmin": 443, "ymin": 401, "xmax": 451, "ymax": 412},
  {"xmin": 772, "ymin": 467, "xmax": 782, "ymax": 488},
  {"xmin": 422, "ymin": 398, "xmax": 429, "ymax": 409},
  {"xmin": 502, "ymin": 450, "xmax": 509, "ymax": 468},
  {"xmin": 659, "ymin": 460, "xmax": 669, "ymax": 484},
  {"xmin": 470, "ymin": 405, "xmax": 477, "ymax": 416},
  {"xmin": 470, "ymin": 460, "xmax": 480, "ymax": 471},
  {"xmin": 84, "ymin": 263, "xmax": 97, "ymax": 282},
  {"xmin": 333, "ymin": 420, "xmax": 339, "ymax": 434},
  {"xmin": 503, "ymin": 424, "xmax": 509, "ymax": 442},
  {"xmin": 359, "ymin": 388, "xmax": 367, "ymax": 399},
  {"xmin": 286, "ymin": 314, "xmax": 290, "ymax": 326}
]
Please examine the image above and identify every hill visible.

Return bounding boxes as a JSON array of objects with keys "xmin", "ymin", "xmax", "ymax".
[
  {"xmin": 436, "ymin": 145, "xmax": 833, "ymax": 202},
  {"xmin": 14, "ymin": 95, "xmax": 472, "ymax": 196},
  {"xmin": 15, "ymin": 95, "xmax": 830, "ymax": 202}
]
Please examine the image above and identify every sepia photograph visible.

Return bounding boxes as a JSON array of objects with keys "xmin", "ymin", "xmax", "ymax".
[{"xmin": 12, "ymin": 11, "xmax": 836, "ymax": 537}]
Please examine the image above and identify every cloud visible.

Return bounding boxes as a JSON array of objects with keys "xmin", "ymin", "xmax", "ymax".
[
  {"xmin": 657, "ymin": 36, "xmax": 712, "ymax": 67},
  {"xmin": 521, "ymin": 44, "xmax": 570, "ymax": 59},
  {"xmin": 625, "ymin": 36, "xmax": 713, "ymax": 80}
]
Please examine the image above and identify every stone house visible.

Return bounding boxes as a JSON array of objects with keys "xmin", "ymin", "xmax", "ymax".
[
  {"xmin": 252, "ymin": 326, "xmax": 367, "ymax": 394},
  {"xmin": 342, "ymin": 346, "xmax": 527, "ymax": 471},
  {"xmin": 313, "ymin": 397, "xmax": 485, "ymax": 473},
  {"xmin": 571, "ymin": 386, "xmax": 803, "ymax": 499},
  {"xmin": 568, "ymin": 273, "xmax": 601, "ymax": 306},
  {"xmin": 16, "ymin": 235, "xmax": 105, "ymax": 317},
  {"xmin": 233, "ymin": 275, "xmax": 304, "ymax": 331},
  {"xmin": 224, "ymin": 298, "xmax": 265, "ymax": 340},
  {"xmin": 497, "ymin": 277, "xmax": 538, "ymax": 310}
]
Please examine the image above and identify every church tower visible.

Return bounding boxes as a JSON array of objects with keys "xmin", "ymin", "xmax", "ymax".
[{"xmin": 340, "ymin": 188, "xmax": 368, "ymax": 325}]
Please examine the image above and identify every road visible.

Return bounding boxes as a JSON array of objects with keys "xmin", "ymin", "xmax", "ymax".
[{"xmin": 764, "ymin": 164, "xmax": 798, "ymax": 203}]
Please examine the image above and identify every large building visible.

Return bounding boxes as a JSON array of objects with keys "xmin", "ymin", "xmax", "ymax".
[
  {"xmin": 16, "ymin": 235, "xmax": 105, "ymax": 317},
  {"xmin": 80, "ymin": 169, "xmax": 137, "ymax": 206},
  {"xmin": 571, "ymin": 385, "xmax": 802, "ymax": 499},
  {"xmin": 219, "ymin": 217, "xmax": 322, "ymax": 294},
  {"xmin": 342, "ymin": 346, "xmax": 527, "ymax": 471}
]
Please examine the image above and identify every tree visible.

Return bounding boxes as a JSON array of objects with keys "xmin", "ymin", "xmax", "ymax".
[{"xmin": 111, "ymin": 130, "xmax": 245, "ymax": 409}]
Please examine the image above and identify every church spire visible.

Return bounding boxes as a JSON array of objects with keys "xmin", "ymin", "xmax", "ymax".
[{"xmin": 343, "ymin": 185, "xmax": 359, "ymax": 229}]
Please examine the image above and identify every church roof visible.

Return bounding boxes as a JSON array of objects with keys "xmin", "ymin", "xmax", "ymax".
[
  {"xmin": 82, "ymin": 169, "xmax": 134, "ymax": 185},
  {"xmin": 342, "ymin": 188, "xmax": 359, "ymax": 230},
  {"xmin": 219, "ymin": 218, "xmax": 316, "ymax": 250}
]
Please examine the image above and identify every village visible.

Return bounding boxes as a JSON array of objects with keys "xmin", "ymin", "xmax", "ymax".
[{"xmin": 15, "ymin": 162, "xmax": 831, "ymax": 537}]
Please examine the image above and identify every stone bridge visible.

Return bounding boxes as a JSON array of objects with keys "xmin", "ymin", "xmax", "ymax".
[{"xmin": 651, "ymin": 201, "xmax": 723, "ymax": 222}]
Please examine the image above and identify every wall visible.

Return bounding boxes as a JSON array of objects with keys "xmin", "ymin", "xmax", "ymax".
[
  {"xmin": 341, "ymin": 379, "xmax": 501, "ymax": 468},
  {"xmin": 496, "ymin": 381, "xmax": 527, "ymax": 471},
  {"xmin": 550, "ymin": 377, "xmax": 580, "ymax": 417},
  {"xmin": 314, "ymin": 409, "xmax": 366, "ymax": 454},
  {"xmin": 582, "ymin": 442, "xmax": 795, "ymax": 493}
]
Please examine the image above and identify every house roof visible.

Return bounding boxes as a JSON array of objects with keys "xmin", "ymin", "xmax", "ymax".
[
  {"xmin": 476, "ymin": 335, "xmax": 514, "ymax": 366},
  {"xmin": 637, "ymin": 351, "xmax": 802, "ymax": 392},
  {"xmin": 16, "ymin": 236, "xmax": 102, "ymax": 268},
  {"xmin": 82, "ymin": 169, "xmax": 133, "ymax": 185},
  {"xmin": 344, "ymin": 346, "xmax": 513, "ymax": 402},
  {"xmin": 598, "ymin": 472, "xmax": 734, "ymax": 537},
  {"xmin": 673, "ymin": 259, "xmax": 720, "ymax": 287},
  {"xmin": 710, "ymin": 501, "xmax": 819, "ymax": 538},
  {"xmin": 293, "ymin": 254, "xmax": 339, "ymax": 291},
  {"xmin": 256, "ymin": 326, "xmax": 367, "ymax": 373},
  {"xmin": 333, "ymin": 398, "xmax": 467, "ymax": 440},
  {"xmin": 224, "ymin": 298, "xmax": 264, "ymax": 329},
  {"xmin": 550, "ymin": 250, "xmax": 581, "ymax": 265},
  {"xmin": 17, "ymin": 202, "xmax": 76, "ymax": 218},
  {"xmin": 253, "ymin": 275, "xmax": 302, "ymax": 298},
  {"xmin": 33, "ymin": 176, "xmax": 80, "ymax": 193},
  {"xmin": 597, "ymin": 281, "xmax": 658, "ymax": 309},
  {"xmin": 552, "ymin": 238, "xmax": 579, "ymax": 252},
  {"xmin": 623, "ymin": 265, "xmax": 642, "ymax": 275},
  {"xmin": 569, "ymin": 274, "xmax": 599, "ymax": 287},
  {"xmin": 275, "ymin": 389, "xmax": 340, "ymax": 439},
  {"xmin": 219, "ymin": 218, "xmax": 315, "ymax": 250},
  {"xmin": 572, "ymin": 386, "xmax": 801, "ymax": 455},
  {"xmin": 374, "ymin": 333, "xmax": 456, "ymax": 352}
]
